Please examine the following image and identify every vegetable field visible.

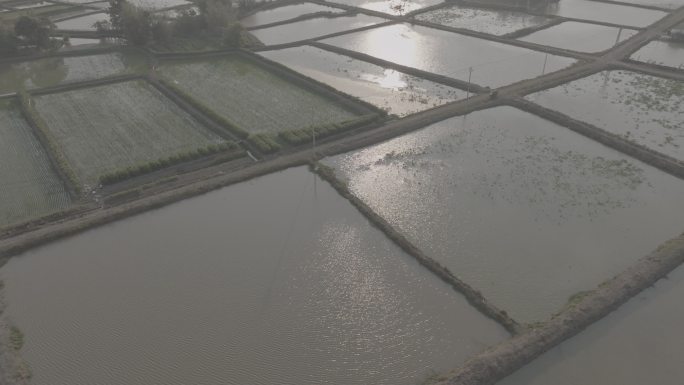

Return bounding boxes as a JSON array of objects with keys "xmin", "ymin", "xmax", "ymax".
[
  {"xmin": 32, "ymin": 80, "xmax": 227, "ymax": 187},
  {"xmin": 0, "ymin": 101, "xmax": 71, "ymax": 228},
  {"xmin": 0, "ymin": 52, "xmax": 149, "ymax": 94},
  {"xmin": 159, "ymin": 56, "xmax": 361, "ymax": 135}
]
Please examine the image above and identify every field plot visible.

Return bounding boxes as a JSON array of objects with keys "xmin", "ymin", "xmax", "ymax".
[
  {"xmin": 323, "ymin": 106, "xmax": 684, "ymax": 322},
  {"xmin": 607, "ymin": 0, "xmax": 684, "ymax": 9},
  {"xmin": 329, "ymin": 0, "xmax": 442, "ymax": 15},
  {"xmin": 260, "ymin": 45, "xmax": 465, "ymax": 116},
  {"xmin": 32, "ymin": 80, "xmax": 226, "ymax": 187},
  {"xmin": 321, "ymin": 23, "xmax": 575, "ymax": 88},
  {"xmin": 240, "ymin": 2, "xmax": 345, "ymax": 28},
  {"xmin": 631, "ymin": 40, "xmax": 684, "ymax": 69},
  {"xmin": 0, "ymin": 101, "xmax": 71, "ymax": 228},
  {"xmin": 158, "ymin": 55, "xmax": 361, "ymax": 135},
  {"xmin": 249, "ymin": 14, "xmax": 387, "ymax": 45},
  {"xmin": 55, "ymin": 12, "xmax": 108, "ymax": 30},
  {"xmin": 542, "ymin": 0, "xmax": 666, "ymax": 28},
  {"xmin": 0, "ymin": 167, "xmax": 508, "ymax": 385},
  {"xmin": 518, "ymin": 22, "xmax": 637, "ymax": 53},
  {"xmin": 415, "ymin": 5, "xmax": 551, "ymax": 36},
  {"xmin": 499, "ymin": 264, "xmax": 684, "ymax": 385},
  {"xmin": 128, "ymin": 0, "xmax": 189, "ymax": 9},
  {"xmin": 527, "ymin": 70, "xmax": 684, "ymax": 162},
  {"xmin": 0, "ymin": 52, "xmax": 149, "ymax": 94}
]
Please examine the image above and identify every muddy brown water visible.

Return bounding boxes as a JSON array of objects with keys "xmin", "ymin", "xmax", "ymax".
[{"xmin": 0, "ymin": 167, "xmax": 508, "ymax": 385}]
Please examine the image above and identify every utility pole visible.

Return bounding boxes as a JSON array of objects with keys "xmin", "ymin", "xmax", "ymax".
[
  {"xmin": 466, "ymin": 67, "xmax": 473, "ymax": 99},
  {"xmin": 614, "ymin": 27, "xmax": 623, "ymax": 47},
  {"xmin": 542, "ymin": 53, "xmax": 548, "ymax": 75}
]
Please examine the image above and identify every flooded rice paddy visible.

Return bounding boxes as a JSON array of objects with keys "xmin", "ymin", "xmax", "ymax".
[
  {"xmin": 0, "ymin": 100, "xmax": 71, "ymax": 229},
  {"xmin": 0, "ymin": 52, "xmax": 149, "ymax": 94},
  {"xmin": 415, "ymin": 5, "xmax": 551, "ymax": 36},
  {"xmin": 323, "ymin": 106, "xmax": 684, "ymax": 322},
  {"xmin": 499, "ymin": 264, "xmax": 684, "ymax": 385},
  {"xmin": 249, "ymin": 14, "xmax": 388, "ymax": 45},
  {"xmin": 526, "ymin": 70, "xmax": 684, "ymax": 162},
  {"xmin": 54, "ymin": 12, "xmax": 109, "ymax": 30},
  {"xmin": 158, "ymin": 55, "xmax": 361, "ymax": 135},
  {"xmin": 631, "ymin": 39, "xmax": 684, "ymax": 69},
  {"xmin": 608, "ymin": 0, "xmax": 684, "ymax": 9},
  {"xmin": 240, "ymin": 2, "xmax": 345, "ymax": 28},
  {"xmin": 128, "ymin": 0, "xmax": 190, "ymax": 10},
  {"xmin": 259, "ymin": 45, "xmax": 465, "ymax": 116},
  {"xmin": 0, "ymin": 166, "xmax": 508, "ymax": 385},
  {"xmin": 329, "ymin": 0, "xmax": 443, "ymax": 15},
  {"xmin": 321, "ymin": 23, "xmax": 576, "ymax": 88},
  {"xmin": 518, "ymin": 22, "xmax": 637, "ymax": 53},
  {"xmin": 542, "ymin": 0, "xmax": 666, "ymax": 28},
  {"xmin": 32, "ymin": 80, "xmax": 225, "ymax": 187}
]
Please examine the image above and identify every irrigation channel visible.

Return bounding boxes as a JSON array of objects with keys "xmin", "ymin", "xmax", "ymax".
[{"xmin": 0, "ymin": 0, "xmax": 683, "ymax": 384}]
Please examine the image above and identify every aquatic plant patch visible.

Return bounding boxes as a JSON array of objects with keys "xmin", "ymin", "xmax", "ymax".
[{"xmin": 526, "ymin": 70, "xmax": 684, "ymax": 161}]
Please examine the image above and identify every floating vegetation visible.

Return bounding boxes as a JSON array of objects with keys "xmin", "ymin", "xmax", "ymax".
[
  {"xmin": 415, "ymin": 5, "xmax": 551, "ymax": 36},
  {"xmin": 324, "ymin": 106, "xmax": 684, "ymax": 322},
  {"xmin": 527, "ymin": 70, "xmax": 684, "ymax": 161},
  {"xmin": 260, "ymin": 46, "xmax": 465, "ymax": 117}
]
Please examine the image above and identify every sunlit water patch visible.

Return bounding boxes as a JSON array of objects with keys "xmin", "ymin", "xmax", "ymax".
[
  {"xmin": 259, "ymin": 45, "xmax": 465, "ymax": 116},
  {"xmin": 240, "ymin": 2, "xmax": 345, "ymax": 28},
  {"xmin": 323, "ymin": 106, "xmax": 684, "ymax": 322},
  {"xmin": 329, "ymin": 0, "xmax": 443, "ymax": 16},
  {"xmin": 0, "ymin": 52, "xmax": 149, "ymax": 94},
  {"xmin": 321, "ymin": 23, "xmax": 575, "ymax": 88},
  {"xmin": 519, "ymin": 21, "xmax": 637, "ymax": 53},
  {"xmin": 541, "ymin": 0, "xmax": 666, "ymax": 27},
  {"xmin": 0, "ymin": 166, "xmax": 508, "ymax": 385},
  {"xmin": 527, "ymin": 70, "xmax": 684, "ymax": 162},
  {"xmin": 0, "ymin": 100, "xmax": 71, "ymax": 228},
  {"xmin": 415, "ymin": 5, "xmax": 551, "ymax": 36},
  {"xmin": 249, "ymin": 14, "xmax": 387, "ymax": 45},
  {"xmin": 498, "ymin": 263, "xmax": 684, "ymax": 385},
  {"xmin": 605, "ymin": 0, "xmax": 684, "ymax": 9},
  {"xmin": 631, "ymin": 40, "xmax": 684, "ymax": 69}
]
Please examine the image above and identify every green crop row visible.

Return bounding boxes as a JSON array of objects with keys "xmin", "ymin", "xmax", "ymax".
[
  {"xmin": 248, "ymin": 133, "xmax": 281, "ymax": 154},
  {"xmin": 17, "ymin": 91, "xmax": 82, "ymax": 196},
  {"xmin": 99, "ymin": 142, "xmax": 240, "ymax": 185},
  {"xmin": 157, "ymin": 78, "xmax": 250, "ymax": 140},
  {"xmin": 278, "ymin": 113, "xmax": 380, "ymax": 146}
]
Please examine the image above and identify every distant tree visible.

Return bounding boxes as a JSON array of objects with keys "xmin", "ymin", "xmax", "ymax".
[
  {"xmin": 198, "ymin": 0, "xmax": 235, "ymax": 33},
  {"xmin": 14, "ymin": 16, "xmax": 53, "ymax": 49},
  {"xmin": 0, "ymin": 28, "xmax": 19, "ymax": 54}
]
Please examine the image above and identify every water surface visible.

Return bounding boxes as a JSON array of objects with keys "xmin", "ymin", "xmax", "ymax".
[
  {"xmin": 55, "ymin": 12, "xmax": 109, "ymax": 30},
  {"xmin": 259, "ymin": 45, "xmax": 465, "ymax": 116},
  {"xmin": 324, "ymin": 106, "xmax": 684, "ymax": 322},
  {"xmin": 519, "ymin": 21, "xmax": 637, "ymax": 53},
  {"xmin": 329, "ymin": 0, "xmax": 443, "ymax": 15},
  {"xmin": 527, "ymin": 70, "xmax": 684, "ymax": 162},
  {"xmin": 498, "ymin": 263, "xmax": 684, "ymax": 385},
  {"xmin": 241, "ymin": 2, "xmax": 345, "ymax": 28},
  {"xmin": 415, "ymin": 5, "xmax": 551, "ymax": 36},
  {"xmin": 0, "ymin": 167, "xmax": 508, "ymax": 385},
  {"xmin": 631, "ymin": 40, "xmax": 684, "ymax": 69},
  {"xmin": 322, "ymin": 23, "xmax": 575, "ymax": 87},
  {"xmin": 542, "ymin": 0, "xmax": 666, "ymax": 28},
  {"xmin": 250, "ymin": 14, "xmax": 387, "ymax": 45}
]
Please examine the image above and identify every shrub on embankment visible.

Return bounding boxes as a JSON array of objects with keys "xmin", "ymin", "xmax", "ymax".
[
  {"xmin": 278, "ymin": 114, "xmax": 381, "ymax": 146},
  {"xmin": 99, "ymin": 141, "xmax": 241, "ymax": 185}
]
